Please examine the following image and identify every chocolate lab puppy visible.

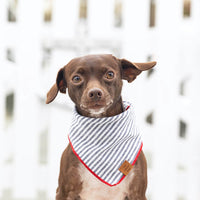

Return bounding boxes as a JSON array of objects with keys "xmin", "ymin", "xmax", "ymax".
[{"xmin": 46, "ymin": 54, "xmax": 156, "ymax": 200}]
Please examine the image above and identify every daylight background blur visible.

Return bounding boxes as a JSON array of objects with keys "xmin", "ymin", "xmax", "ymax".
[{"xmin": 0, "ymin": 0, "xmax": 200, "ymax": 200}]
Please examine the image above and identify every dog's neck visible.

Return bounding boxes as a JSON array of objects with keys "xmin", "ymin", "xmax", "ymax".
[{"xmin": 76, "ymin": 97, "xmax": 124, "ymax": 118}]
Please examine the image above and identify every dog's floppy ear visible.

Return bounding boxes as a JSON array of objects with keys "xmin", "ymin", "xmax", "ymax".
[
  {"xmin": 120, "ymin": 59, "xmax": 157, "ymax": 83},
  {"xmin": 46, "ymin": 68, "xmax": 67, "ymax": 104}
]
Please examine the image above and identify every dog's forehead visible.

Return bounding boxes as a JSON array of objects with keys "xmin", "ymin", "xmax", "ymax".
[{"xmin": 65, "ymin": 54, "xmax": 119, "ymax": 74}]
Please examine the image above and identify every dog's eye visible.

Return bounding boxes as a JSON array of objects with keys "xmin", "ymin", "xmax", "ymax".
[
  {"xmin": 106, "ymin": 71, "xmax": 114, "ymax": 79},
  {"xmin": 72, "ymin": 75, "xmax": 82, "ymax": 83}
]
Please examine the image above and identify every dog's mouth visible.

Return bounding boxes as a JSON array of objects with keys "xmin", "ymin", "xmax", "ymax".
[
  {"xmin": 80, "ymin": 101, "xmax": 108, "ymax": 110},
  {"xmin": 80, "ymin": 100, "xmax": 113, "ymax": 117},
  {"xmin": 88, "ymin": 102, "xmax": 106, "ymax": 109}
]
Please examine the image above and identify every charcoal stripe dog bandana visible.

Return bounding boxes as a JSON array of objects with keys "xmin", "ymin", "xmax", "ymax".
[{"xmin": 68, "ymin": 101, "xmax": 142, "ymax": 186}]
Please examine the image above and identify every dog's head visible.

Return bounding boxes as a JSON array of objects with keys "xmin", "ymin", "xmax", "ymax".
[{"xmin": 46, "ymin": 54, "xmax": 156, "ymax": 117}]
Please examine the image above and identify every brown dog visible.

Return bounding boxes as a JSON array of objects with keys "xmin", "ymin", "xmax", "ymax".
[{"xmin": 46, "ymin": 54, "xmax": 156, "ymax": 200}]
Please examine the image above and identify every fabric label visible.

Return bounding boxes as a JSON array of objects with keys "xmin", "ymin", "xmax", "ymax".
[{"xmin": 119, "ymin": 160, "xmax": 133, "ymax": 176}]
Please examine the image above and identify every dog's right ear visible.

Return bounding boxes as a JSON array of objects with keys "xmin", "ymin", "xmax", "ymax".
[
  {"xmin": 120, "ymin": 59, "xmax": 156, "ymax": 83},
  {"xmin": 46, "ymin": 68, "xmax": 67, "ymax": 104}
]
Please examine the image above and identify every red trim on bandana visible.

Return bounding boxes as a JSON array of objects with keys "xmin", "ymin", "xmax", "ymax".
[
  {"xmin": 68, "ymin": 135, "xmax": 143, "ymax": 187},
  {"xmin": 126, "ymin": 105, "xmax": 130, "ymax": 110}
]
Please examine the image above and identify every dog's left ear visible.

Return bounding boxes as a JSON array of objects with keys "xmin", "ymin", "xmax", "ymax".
[
  {"xmin": 46, "ymin": 68, "xmax": 67, "ymax": 104},
  {"xmin": 120, "ymin": 59, "xmax": 157, "ymax": 82}
]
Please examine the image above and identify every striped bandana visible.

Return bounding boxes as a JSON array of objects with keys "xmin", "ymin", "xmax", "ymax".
[{"xmin": 68, "ymin": 101, "xmax": 143, "ymax": 186}]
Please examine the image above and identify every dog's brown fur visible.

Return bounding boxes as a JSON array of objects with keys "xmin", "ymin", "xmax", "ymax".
[{"xmin": 46, "ymin": 54, "xmax": 156, "ymax": 200}]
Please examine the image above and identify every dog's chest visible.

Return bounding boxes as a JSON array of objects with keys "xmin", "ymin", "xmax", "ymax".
[{"xmin": 78, "ymin": 163, "xmax": 134, "ymax": 200}]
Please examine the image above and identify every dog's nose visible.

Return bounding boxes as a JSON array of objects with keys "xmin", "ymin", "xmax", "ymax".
[{"xmin": 88, "ymin": 88, "xmax": 103, "ymax": 100}]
